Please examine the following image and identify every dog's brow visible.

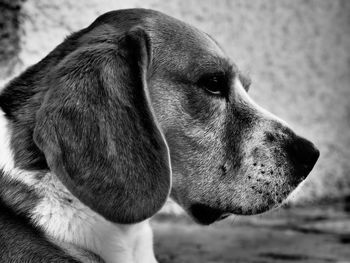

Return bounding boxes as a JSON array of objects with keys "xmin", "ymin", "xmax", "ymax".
[{"xmin": 200, "ymin": 56, "xmax": 237, "ymax": 77}]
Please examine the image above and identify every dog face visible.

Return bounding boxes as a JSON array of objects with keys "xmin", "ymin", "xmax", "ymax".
[
  {"xmin": 1, "ymin": 9, "xmax": 319, "ymax": 226},
  {"xmin": 144, "ymin": 12, "xmax": 320, "ymax": 224}
]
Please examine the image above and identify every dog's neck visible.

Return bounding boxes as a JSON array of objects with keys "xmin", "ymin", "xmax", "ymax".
[{"xmin": 0, "ymin": 109, "xmax": 157, "ymax": 263}]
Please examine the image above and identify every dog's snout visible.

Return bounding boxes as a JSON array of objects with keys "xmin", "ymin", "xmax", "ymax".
[{"xmin": 286, "ymin": 135, "xmax": 320, "ymax": 177}]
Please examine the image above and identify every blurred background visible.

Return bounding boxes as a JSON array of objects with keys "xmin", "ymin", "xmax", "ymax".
[{"xmin": 0, "ymin": 0, "xmax": 349, "ymax": 262}]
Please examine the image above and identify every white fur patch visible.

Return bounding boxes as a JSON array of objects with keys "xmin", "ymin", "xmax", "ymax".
[
  {"xmin": 0, "ymin": 111, "xmax": 15, "ymax": 172},
  {"xmin": 30, "ymin": 173, "xmax": 158, "ymax": 263},
  {"xmin": 0, "ymin": 110, "xmax": 38, "ymax": 186}
]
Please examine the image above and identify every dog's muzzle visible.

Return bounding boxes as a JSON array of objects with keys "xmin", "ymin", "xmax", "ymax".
[{"xmin": 266, "ymin": 126, "xmax": 320, "ymax": 186}]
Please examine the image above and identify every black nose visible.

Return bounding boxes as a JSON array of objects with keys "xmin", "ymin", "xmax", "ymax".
[{"xmin": 286, "ymin": 136, "xmax": 320, "ymax": 178}]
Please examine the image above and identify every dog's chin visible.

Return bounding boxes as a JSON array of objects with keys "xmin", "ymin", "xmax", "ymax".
[
  {"xmin": 188, "ymin": 202, "xmax": 281, "ymax": 225},
  {"xmin": 188, "ymin": 204, "xmax": 230, "ymax": 225}
]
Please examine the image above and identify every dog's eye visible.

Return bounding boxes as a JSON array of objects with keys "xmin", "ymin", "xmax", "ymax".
[{"xmin": 197, "ymin": 74, "xmax": 227, "ymax": 97}]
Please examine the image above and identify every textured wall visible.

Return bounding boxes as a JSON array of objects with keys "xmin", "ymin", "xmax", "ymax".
[
  {"xmin": 0, "ymin": 0, "xmax": 349, "ymax": 203},
  {"xmin": 0, "ymin": 0, "xmax": 25, "ymax": 78}
]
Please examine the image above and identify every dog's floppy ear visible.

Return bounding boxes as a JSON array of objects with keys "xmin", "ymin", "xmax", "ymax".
[{"xmin": 33, "ymin": 28, "xmax": 171, "ymax": 224}]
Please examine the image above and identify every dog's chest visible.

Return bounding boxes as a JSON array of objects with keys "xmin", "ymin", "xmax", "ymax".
[{"xmin": 30, "ymin": 173, "xmax": 156, "ymax": 263}]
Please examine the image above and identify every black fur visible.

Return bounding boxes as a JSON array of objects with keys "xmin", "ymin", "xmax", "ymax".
[{"xmin": 0, "ymin": 170, "xmax": 39, "ymax": 217}]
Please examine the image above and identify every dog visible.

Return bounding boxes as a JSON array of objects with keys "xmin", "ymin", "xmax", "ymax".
[{"xmin": 0, "ymin": 8, "xmax": 319, "ymax": 263}]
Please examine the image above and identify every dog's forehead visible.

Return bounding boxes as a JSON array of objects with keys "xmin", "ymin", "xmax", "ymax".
[
  {"xmin": 164, "ymin": 24, "xmax": 223, "ymax": 57},
  {"xmin": 87, "ymin": 9, "xmax": 228, "ymax": 74},
  {"xmin": 151, "ymin": 13, "xmax": 223, "ymax": 53},
  {"xmin": 146, "ymin": 13, "xmax": 227, "ymax": 73}
]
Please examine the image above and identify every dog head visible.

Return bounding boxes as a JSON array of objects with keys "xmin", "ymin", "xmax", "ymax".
[
  {"xmin": 141, "ymin": 9, "xmax": 319, "ymax": 224},
  {"xmin": 1, "ymin": 9, "xmax": 319, "ymax": 225}
]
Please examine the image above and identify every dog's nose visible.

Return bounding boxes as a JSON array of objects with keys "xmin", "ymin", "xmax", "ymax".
[{"xmin": 286, "ymin": 135, "xmax": 320, "ymax": 177}]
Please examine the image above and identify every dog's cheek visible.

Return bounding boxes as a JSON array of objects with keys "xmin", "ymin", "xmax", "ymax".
[
  {"xmin": 166, "ymin": 107, "xmax": 228, "ymax": 207},
  {"xmin": 147, "ymin": 79, "xmax": 184, "ymax": 132}
]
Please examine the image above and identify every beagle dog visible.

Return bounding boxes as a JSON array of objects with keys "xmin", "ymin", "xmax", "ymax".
[{"xmin": 0, "ymin": 8, "xmax": 319, "ymax": 263}]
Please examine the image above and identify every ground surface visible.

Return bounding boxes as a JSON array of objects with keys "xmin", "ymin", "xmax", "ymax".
[{"xmin": 153, "ymin": 201, "xmax": 350, "ymax": 263}]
